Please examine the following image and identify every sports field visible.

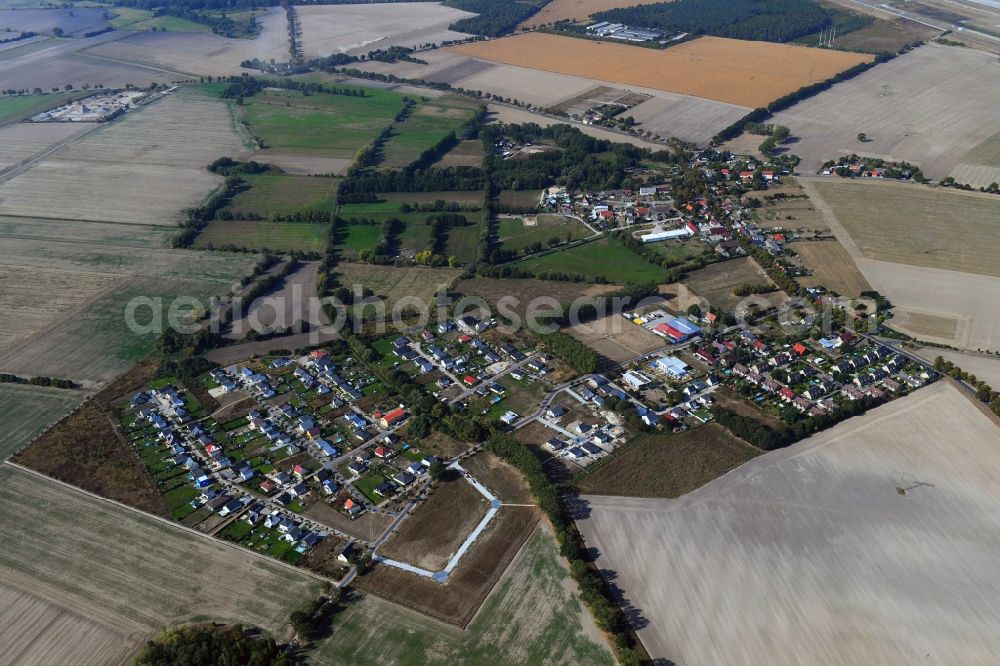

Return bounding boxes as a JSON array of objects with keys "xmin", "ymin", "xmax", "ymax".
[
  {"xmin": 0, "ymin": 463, "xmax": 322, "ymax": 661},
  {"xmin": 578, "ymin": 381, "xmax": 1000, "ymax": 664},
  {"xmin": 498, "ymin": 214, "xmax": 591, "ymax": 253},
  {"xmin": 194, "ymin": 220, "xmax": 328, "ymax": 253},
  {"xmin": 808, "ymin": 179, "xmax": 1000, "ymax": 277},
  {"xmin": 518, "ymin": 236, "xmax": 663, "ymax": 284},
  {"xmin": 448, "ymin": 33, "xmax": 872, "ymax": 108},
  {"xmin": 312, "ymin": 525, "xmax": 613, "ymax": 665}
]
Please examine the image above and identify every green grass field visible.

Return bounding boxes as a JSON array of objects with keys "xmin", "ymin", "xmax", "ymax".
[
  {"xmin": 518, "ymin": 236, "xmax": 664, "ymax": 284},
  {"xmin": 0, "ymin": 92, "xmax": 73, "ymax": 124},
  {"xmin": 337, "ymin": 222, "xmax": 383, "ymax": 257},
  {"xmin": 194, "ymin": 220, "xmax": 328, "ymax": 253},
  {"xmin": 241, "ymin": 88, "xmax": 404, "ymax": 159},
  {"xmin": 498, "ymin": 214, "xmax": 589, "ymax": 253},
  {"xmin": 0, "ymin": 384, "xmax": 82, "ymax": 460},
  {"xmin": 380, "ymin": 95, "xmax": 480, "ymax": 168},
  {"xmin": 227, "ymin": 174, "xmax": 339, "ymax": 216},
  {"xmin": 310, "ymin": 526, "xmax": 614, "ymax": 665}
]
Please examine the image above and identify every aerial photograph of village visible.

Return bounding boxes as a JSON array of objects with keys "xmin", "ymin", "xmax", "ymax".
[{"xmin": 0, "ymin": 0, "xmax": 998, "ymax": 663}]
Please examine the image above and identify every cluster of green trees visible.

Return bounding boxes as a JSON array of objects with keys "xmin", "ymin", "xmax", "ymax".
[
  {"xmin": 445, "ymin": 0, "xmax": 548, "ymax": 37},
  {"xmin": 596, "ymin": 0, "xmax": 833, "ymax": 43},
  {"xmin": 0, "ymin": 374, "xmax": 76, "ymax": 389},
  {"xmin": 215, "ymin": 75, "xmax": 367, "ymax": 101},
  {"xmin": 757, "ymin": 124, "xmax": 791, "ymax": 157},
  {"xmin": 934, "ymin": 357, "xmax": 1000, "ymax": 417},
  {"xmin": 207, "ymin": 157, "xmax": 280, "ymax": 176},
  {"xmin": 534, "ymin": 331, "xmax": 599, "ymax": 374},
  {"xmin": 289, "ymin": 592, "xmax": 340, "ymax": 642},
  {"xmin": 485, "ymin": 434, "xmax": 644, "ymax": 665},
  {"xmin": 337, "ymin": 166, "xmax": 483, "ymax": 203},
  {"xmin": 733, "ymin": 282, "xmax": 779, "ymax": 296},
  {"xmin": 134, "ymin": 624, "xmax": 290, "ymax": 666}
]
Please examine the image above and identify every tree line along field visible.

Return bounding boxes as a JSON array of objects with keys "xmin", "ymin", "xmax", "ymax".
[
  {"xmin": 0, "ymin": 464, "xmax": 322, "ymax": 662},
  {"xmin": 238, "ymin": 86, "xmax": 405, "ymax": 162},
  {"xmin": 448, "ymin": 33, "xmax": 873, "ymax": 108},
  {"xmin": 517, "ymin": 235, "xmax": 665, "ymax": 284},
  {"xmin": 380, "ymin": 94, "xmax": 482, "ymax": 168}
]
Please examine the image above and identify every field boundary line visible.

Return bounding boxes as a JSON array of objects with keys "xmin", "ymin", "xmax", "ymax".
[{"xmin": 2, "ymin": 461, "xmax": 334, "ymax": 586}]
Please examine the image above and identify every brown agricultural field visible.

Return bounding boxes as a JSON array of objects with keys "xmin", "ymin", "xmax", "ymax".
[
  {"xmin": 356, "ymin": 453, "xmax": 539, "ymax": 627},
  {"xmin": 566, "ymin": 313, "xmax": 667, "ymax": 365},
  {"xmin": 454, "ymin": 276, "xmax": 620, "ymax": 321},
  {"xmin": 683, "ymin": 256, "xmax": 781, "ymax": 313},
  {"xmin": 448, "ymin": 33, "xmax": 873, "ymax": 108},
  {"xmin": 791, "ymin": 240, "xmax": 872, "ymax": 297},
  {"xmin": 12, "ymin": 361, "xmax": 170, "ymax": 517},
  {"xmin": 378, "ymin": 469, "xmax": 491, "ymax": 571},
  {"xmin": 572, "ymin": 425, "xmax": 761, "ymax": 498},
  {"xmin": 438, "ymin": 139, "xmax": 484, "ymax": 167},
  {"xmin": 520, "ymin": 0, "xmax": 677, "ymax": 28},
  {"xmin": 806, "ymin": 178, "xmax": 1000, "ymax": 277},
  {"xmin": 0, "ymin": 463, "xmax": 322, "ymax": 661}
]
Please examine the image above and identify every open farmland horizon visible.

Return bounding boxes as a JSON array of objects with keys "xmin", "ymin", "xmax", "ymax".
[{"xmin": 578, "ymin": 381, "xmax": 1000, "ymax": 664}]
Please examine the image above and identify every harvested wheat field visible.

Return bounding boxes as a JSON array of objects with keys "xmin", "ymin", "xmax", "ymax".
[
  {"xmin": 83, "ymin": 8, "xmax": 287, "ymax": 77},
  {"xmin": 577, "ymin": 381, "xmax": 1000, "ymax": 665},
  {"xmin": 566, "ymin": 313, "xmax": 666, "ymax": 364},
  {"xmin": 770, "ymin": 44, "xmax": 1000, "ymax": 183},
  {"xmin": 0, "ymin": 88, "xmax": 248, "ymax": 225},
  {"xmin": 863, "ymin": 261, "xmax": 1000, "ymax": 350},
  {"xmin": 791, "ymin": 240, "xmax": 871, "ymax": 297},
  {"xmin": 806, "ymin": 179, "xmax": 1000, "ymax": 277},
  {"xmin": 448, "ymin": 33, "xmax": 872, "ymax": 107},
  {"xmin": 0, "ymin": 464, "xmax": 322, "ymax": 662},
  {"xmin": 913, "ymin": 347, "xmax": 1000, "ymax": 387},
  {"xmin": 297, "ymin": 3, "xmax": 474, "ymax": 59},
  {"xmin": 520, "ymin": 0, "xmax": 675, "ymax": 28},
  {"xmin": 0, "ymin": 122, "xmax": 91, "ymax": 174}
]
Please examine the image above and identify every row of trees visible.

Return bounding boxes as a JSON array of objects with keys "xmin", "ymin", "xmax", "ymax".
[
  {"xmin": 0, "ymin": 374, "xmax": 76, "ymax": 389},
  {"xmin": 445, "ymin": 0, "xmax": 548, "ymax": 37},
  {"xmin": 485, "ymin": 434, "xmax": 644, "ymax": 665},
  {"xmin": 933, "ymin": 356, "xmax": 1000, "ymax": 417}
]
